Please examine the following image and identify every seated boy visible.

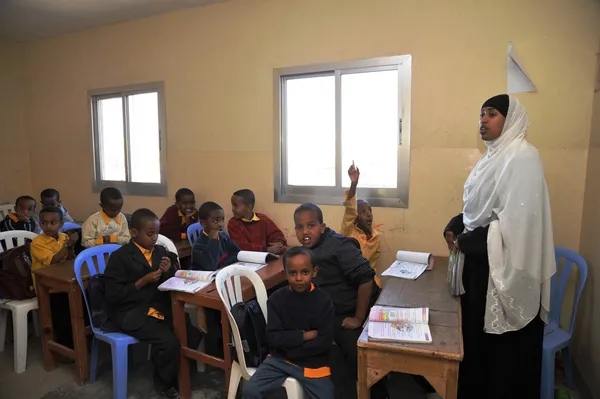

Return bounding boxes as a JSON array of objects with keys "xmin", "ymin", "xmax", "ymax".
[
  {"xmin": 40, "ymin": 188, "xmax": 74, "ymax": 223},
  {"xmin": 0, "ymin": 196, "xmax": 38, "ymax": 232},
  {"xmin": 104, "ymin": 208, "xmax": 200, "ymax": 399},
  {"xmin": 190, "ymin": 201, "xmax": 240, "ymax": 271},
  {"xmin": 340, "ymin": 163, "xmax": 381, "ymax": 287},
  {"xmin": 242, "ymin": 246, "xmax": 334, "ymax": 399},
  {"xmin": 81, "ymin": 187, "xmax": 131, "ymax": 247},
  {"xmin": 159, "ymin": 188, "xmax": 198, "ymax": 242},
  {"xmin": 228, "ymin": 189, "xmax": 286, "ymax": 254},
  {"xmin": 294, "ymin": 203, "xmax": 388, "ymax": 399},
  {"xmin": 30, "ymin": 206, "xmax": 79, "ymax": 349}
]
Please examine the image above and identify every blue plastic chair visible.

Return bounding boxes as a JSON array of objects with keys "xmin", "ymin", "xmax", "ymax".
[
  {"xmin": 186, "ymin": 222, "xmax": 203, "ymax": 245},
  {"xmin": 60, "ymin": 222, "xmax": 81, "ymax": 232},
  {"xmin": 541, "ymin": 247, "xmax": 588, "ymax": 399},
  {"xmin": 74, "ymin": 245, "xmax": 140, "ymax": 399}
]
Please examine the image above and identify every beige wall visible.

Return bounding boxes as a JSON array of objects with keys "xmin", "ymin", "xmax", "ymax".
[
  {"xmin": 0, "ymin": 40, "xmax": 31, "ymax": 202},
  {"xmin": 12, "ymin": 0, "xmax": 600, "ymax": 389}
]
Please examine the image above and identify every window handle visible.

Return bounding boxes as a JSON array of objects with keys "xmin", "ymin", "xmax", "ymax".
[{"xmin": 398, "ymin": 118, "xmax": 403, "ymax": 146}]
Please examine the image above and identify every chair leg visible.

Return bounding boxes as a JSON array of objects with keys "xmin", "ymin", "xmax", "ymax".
[
  {"xmin": 111, "ymin": 341, "xmax": 129, "ymax": 399},
  {"xmin": 90, "ymin": 337, "xmax": 100, "ymax": 383},
  {"xmin": 0, "ymin": 308, "xmax": 7, "ymax": 353},
  {"xmin": 227, "ymin": 361, "xmax": 243, "ymax": 399},
  {"xmin": 563, "ymin": 347, "xmax": 574, "ymax": 388},
  {"xmin": 283, "ymin": 378, "xmax": 306, "ymax": 399},
  {"xmin": 12, "ymin": 307, "xmax": 29, "ymax": 373},
  {"xmin": 197, "ymin": 339, "xmax": 206, "ymax": 372},
  {"xmin": 31, "ymin": 309, "xmax": 40, "ymax": 338},
  {"xmin": 541, "ymin": 348, "xmax": 555, "ymax": 399}
]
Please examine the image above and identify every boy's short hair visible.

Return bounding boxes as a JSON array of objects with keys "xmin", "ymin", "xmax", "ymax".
[
  {"xmin": 40, "ymin": 188, "xmax": 60, "ymax": 200},
  {"xmin": 175, "ymin": 188, "xmax": 194, "ymax": 202},
  {"xmin": 283, "ymin": 246, "xmax": 314, "ymax": 269},
  {"xmin": 100, "ymin": 187, "xmax": 123, "ymax": 204},
  {"xmin": 198, "ymin": 202, "xmax": 223, "ymax": 220},
  {"xmin": 232, "ymin": 189, "xmax": 255, "ymax": 207},
  {"xmin": 15, "ymin": 195, "xmax": 36, "ymax": 208},
  {"xmin": 293, "ymin": 203, "xmax": 323, "ymax": 224},
  {"xmin": 39, "ymin": 206, "xmax": 64, "ymax": 221},
  {"xmin": 131, "ymin": 208, "xmax": 158, "ymax": 230},
  {"xmin": 357, "ymin": 199, "xmax": 370, "ymax": 207}
]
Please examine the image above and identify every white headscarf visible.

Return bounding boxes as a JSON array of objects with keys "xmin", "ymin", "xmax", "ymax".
[{"xmin": 463, "ymin": 95, "xmax": 556, "ymax": 334}]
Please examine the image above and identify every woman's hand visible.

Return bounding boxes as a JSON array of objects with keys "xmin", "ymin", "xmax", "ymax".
[{"xmin": 444, "ymin": 231, "xmax": 458, "ymax": 252}]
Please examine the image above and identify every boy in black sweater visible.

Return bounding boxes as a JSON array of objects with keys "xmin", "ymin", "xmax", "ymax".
[
  {"xmin": 243, "ymin": 246, "xmax": 334, "ymax": 399},
  {"xmin": 104, "ymin": 208, "xmax": 201, "ymax": 399},
  {"xmin": 293, "ymin": 203, "xmax": 388, "ymax": 399},
  {"xmin": 190, "ymin": 201, "xmax": 240, "ymax": 271}
]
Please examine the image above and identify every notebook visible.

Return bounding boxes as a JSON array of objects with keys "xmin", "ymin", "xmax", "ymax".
[
  {"xmin": 381, "ymin": 250, "xmax": 433, "ymax": 280},
  {"xmin": 367, "ymin": 306, "xmax": 432, "ymax": 344}
]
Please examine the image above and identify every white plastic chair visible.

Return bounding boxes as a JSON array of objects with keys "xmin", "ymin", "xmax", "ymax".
[
  {"xmin": 216, "ymin": 265, "xmax": 305, "ymax": 399},
  {"xmin": 155, "ymin": 234, "xmax": 206, "ymax": 372},
  {"xmin": 0, "ymin": 204, "xmax": 13, "ymax": 220},
  {"xmin": 0, "ymin": 230, "xmax": 40, "ymax": 373}
]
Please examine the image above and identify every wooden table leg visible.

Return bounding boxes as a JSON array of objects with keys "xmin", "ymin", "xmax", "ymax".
[
  {"xmin": 443, "ymin": 364, "xmax": 459, "ymax": 399},
  {"xmin": 173, "ymin": 297, "xmax": 191, "ymax": 399},
  {"xmin": 35, "ymin": 275, "xmax": 56, "ymax": 371},
  {"xmin": 220, "ymin": 305, "xmax": 232, "ymax": 387},
  {"xmin": 357, "ymin": 346, "xmax": 370, "ymax": 399},
  {"xmin": 68, "ymin": 284, "xmax": 88, "ymax": 385}
]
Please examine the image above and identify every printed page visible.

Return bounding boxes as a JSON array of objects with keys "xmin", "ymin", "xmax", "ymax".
[
  {"xmin": 231, "ymin": 261, "xmax": 267, "ymax": 272},
  {"xmin": 381, "ymin": 260, "xmax": 428, "ymax": 280},
  {"xmin": 369, "ymin": 306, "xmax": 429, "ymax": 324},
  {"xmin": 368, "ymin": 320, "xmax": 433, "ymax": 344},
  {"xmin": 158, "ymin": 277, "xmax": 211, "ymax": 293},
  {"xmin": 237, "ymin": 250, "xmax": 277, "ymax": 264},
  {"xmin": 395, "ymin": 250, "xmax": 432, "ymax": 267},
  {"xmin": 174, "ymin": 270, "xmax": 216, "ymax": 282}
]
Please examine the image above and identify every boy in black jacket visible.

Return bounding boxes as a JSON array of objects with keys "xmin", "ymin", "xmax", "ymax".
[
  {"xmin": 293, "ymin": 203, "xmax": 388, "ymax": 399},
  {"xmin": 243, "ymin": 246, "xmax": 334, "ymax": 399},
  {"xmin": 104, "ymin": 208, "xmax": 200, "ymax": 399}
]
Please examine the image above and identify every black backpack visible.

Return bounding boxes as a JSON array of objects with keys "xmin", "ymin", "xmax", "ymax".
[
  {"xmin": 0, "ymin": 244, "xmax": 36, "ymax": 300},
  {"xmin": 231, "ymin": 299, "xmax": 268, "ymax": 367},
  {"xmin": 87, "ymin": 274, "xmax": 118, "ymax": 332}
]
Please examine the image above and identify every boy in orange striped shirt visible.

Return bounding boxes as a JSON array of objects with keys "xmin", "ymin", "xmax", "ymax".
[{"xmin": 340, "ymin": 162, "xmax": 382, "ymax": 287}]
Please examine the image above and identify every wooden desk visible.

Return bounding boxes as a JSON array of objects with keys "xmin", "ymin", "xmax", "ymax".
[
  {"xmin": 174, "ymin": 239, "xmax": 191, "ymax": 258},
  {"xmin": 357, "ymin": 257, "xmax": 463, "ymax": 399},
  {"xmin": 33, "ymin": 258, "xmax": 90, "ymax": 385},
  {"xmin": 172, "ymin": 259, "xmax": 287, "ymax": 399}
]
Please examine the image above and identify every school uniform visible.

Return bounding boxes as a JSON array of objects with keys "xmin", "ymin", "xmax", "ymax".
[
  {"xmin": 0, "ymin": 213, "xmax": 37, "ymax": 233},
  {"xmin": 227, "ymin": 212, "xmax": 286, "ymax": 252},
  {"xmin": 104, "ymin": 241, "xmax": 197, "ymax": 391},
  {"xmin": 159, "ymin": 204, "xmax": 198, "ymax": 242},
  {"xmin": 243, "ymin": 284, "xmax": 335, "ymax": 399},
  {"xmin": 310, "ymin": 228, "xmax": 387, "ymax": 399},
  {"xmin": 30, "ymin": 232, "xmax": 73, "ymax": 347},
  {"xmin": 81, "ymin": 211, "xmax": 130, "ymax": 248},
  {"xmin": 190, "ymin": 230, "xmax": 240, "ymax": 271},
  {"xmin": 339, "ymin": 191, "xmax": 381, "ymax": 287}
]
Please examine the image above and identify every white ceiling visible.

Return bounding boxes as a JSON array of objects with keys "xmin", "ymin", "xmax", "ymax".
[{"xmin": 0, "ymin": 0, "xmax": 228, "ymax": 41}]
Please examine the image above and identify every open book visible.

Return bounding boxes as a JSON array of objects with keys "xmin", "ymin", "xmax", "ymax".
[
  {"xmin": 367, "ymin": 306, "xmax": 432, "ymax": 344},
  {"xmin": 158, "ymin": 270, "xmax": 217, "ymax": 293},
  {"xmin": 231, "ymin": 251, "xmax": 278, "ymax": 271},
  {"xmin": 381, "ymin": 250, "xmax": 433, "ymax": 280}
]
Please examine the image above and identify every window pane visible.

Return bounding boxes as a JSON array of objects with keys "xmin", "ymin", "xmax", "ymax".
[
  {"xmin": 97, "ymin": 97, "xmax": 125, "ymax": 181},
  {"xmin": 341, "ymin": 70, "xmax": 399, "ymax": 188},
  {"xmin": 285, "ymin": 76, "xmax": 335, "ymax": 186},
  {"xmin": 128, "ymin": 92, "xmax": 161, "ymax": 184}
]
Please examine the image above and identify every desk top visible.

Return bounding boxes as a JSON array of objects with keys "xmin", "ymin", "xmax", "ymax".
[{"xmin": 358, "ymin": 256, "xmax": 463, "ymax": 361}]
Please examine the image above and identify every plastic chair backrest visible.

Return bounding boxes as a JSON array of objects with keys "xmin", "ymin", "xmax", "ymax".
[
  {"xmin": 0, "ymin": 204, "xmax": 13, "ymax": 220},
  {"xmin": 186, "ymin": 223, "xmax": 203, "ymax": 245},
  {"xmin": 74, "ymin": 244, "xmax": 121, "ymax": 333},
  {"xmin": 156, "ymin": 234, "xmax": 179, "ymax": 263},
  {"xmin": 215, "ymin": 265, "xmax": 268, "ymax": 377},
  {"xmin": 548, "ymin": 247, "xmax": 588, "ymax": 336},
  {"xmin": 0, "ymin": 231, "xmax": 38, "ymax": 254},
  {"xmin": 60, "ymin": 222, "xmax": 81, "ymax": 232}
]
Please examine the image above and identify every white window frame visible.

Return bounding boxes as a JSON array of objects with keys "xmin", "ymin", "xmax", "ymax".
[
  {"xmin": 89, "ymin": 82, "xmax": 167, "ymax": 197},
  {"xmin": 273, "ymin": 55, "xmax": 412, "ymax": 208}
]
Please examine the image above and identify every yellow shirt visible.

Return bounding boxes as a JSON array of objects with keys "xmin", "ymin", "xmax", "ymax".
[
  {"xmin": 132, "ymin": 241, "xmax": 164, "ymax": 320},
  {"xmin": 81, "ymin": 211, "xmax": 131, "ymax": 248},
  {"xmin": 340, "ymin": 191, "xmax": 382, "ymax": 287},
  {"xmin": 30, "ymin": 232, "xmax": 69, "ymax": 290}
]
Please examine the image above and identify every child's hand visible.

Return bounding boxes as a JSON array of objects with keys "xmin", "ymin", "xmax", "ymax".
[
  {"xmin": 16, "ymin": 211, "xmax": 29, "ymax": 222},
  {"xmin": 144, "ymin": 270, "xmax": 162, "ymax": 284},
  {"xmin": 159, "ymin": 256, "xmax": 171, "ymax": 273},
  {"xmin": 103, "ymin": 235, "xmax": 112, "ymax": 244},
  {"xmin": 348, "ymin": 161, "xmax": 360, "ymax": 185},
  {"xmin": 341, "ymin": 317, "xmax": 362, "ymax": 330},
  {"xmin": 267, "ymin": 242, "xmax": 284, "ymax": 254},
  {"xmin": 302, "ymin": 330, "xmax": 318, "ymax": 341},
  {"xmin": 67, "ymin": 231, "xmax": 79, "ymax": 246}
]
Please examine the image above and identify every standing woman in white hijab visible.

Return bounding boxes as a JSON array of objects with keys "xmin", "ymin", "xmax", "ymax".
[{"xmin": 443, "ymin": 94, "xmax": 556, "ymax": 398}]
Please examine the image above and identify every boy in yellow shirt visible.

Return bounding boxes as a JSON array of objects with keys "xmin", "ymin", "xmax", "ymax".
[
  {"xmin": 82, "ymin": 187, "xmax": 131, "ymax": 247},
  {"xmin": 340, "ymin": 162, "xmax": 382, "ymax": 287},
  {"xmin": 30, "ymin": 206, "xmax": 79, "ymax": 350}
]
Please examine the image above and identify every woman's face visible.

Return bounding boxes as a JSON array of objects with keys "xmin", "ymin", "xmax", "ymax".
[{"xmin": 479, "ymin": 107, "xmax": 505, "ymax": 141}]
